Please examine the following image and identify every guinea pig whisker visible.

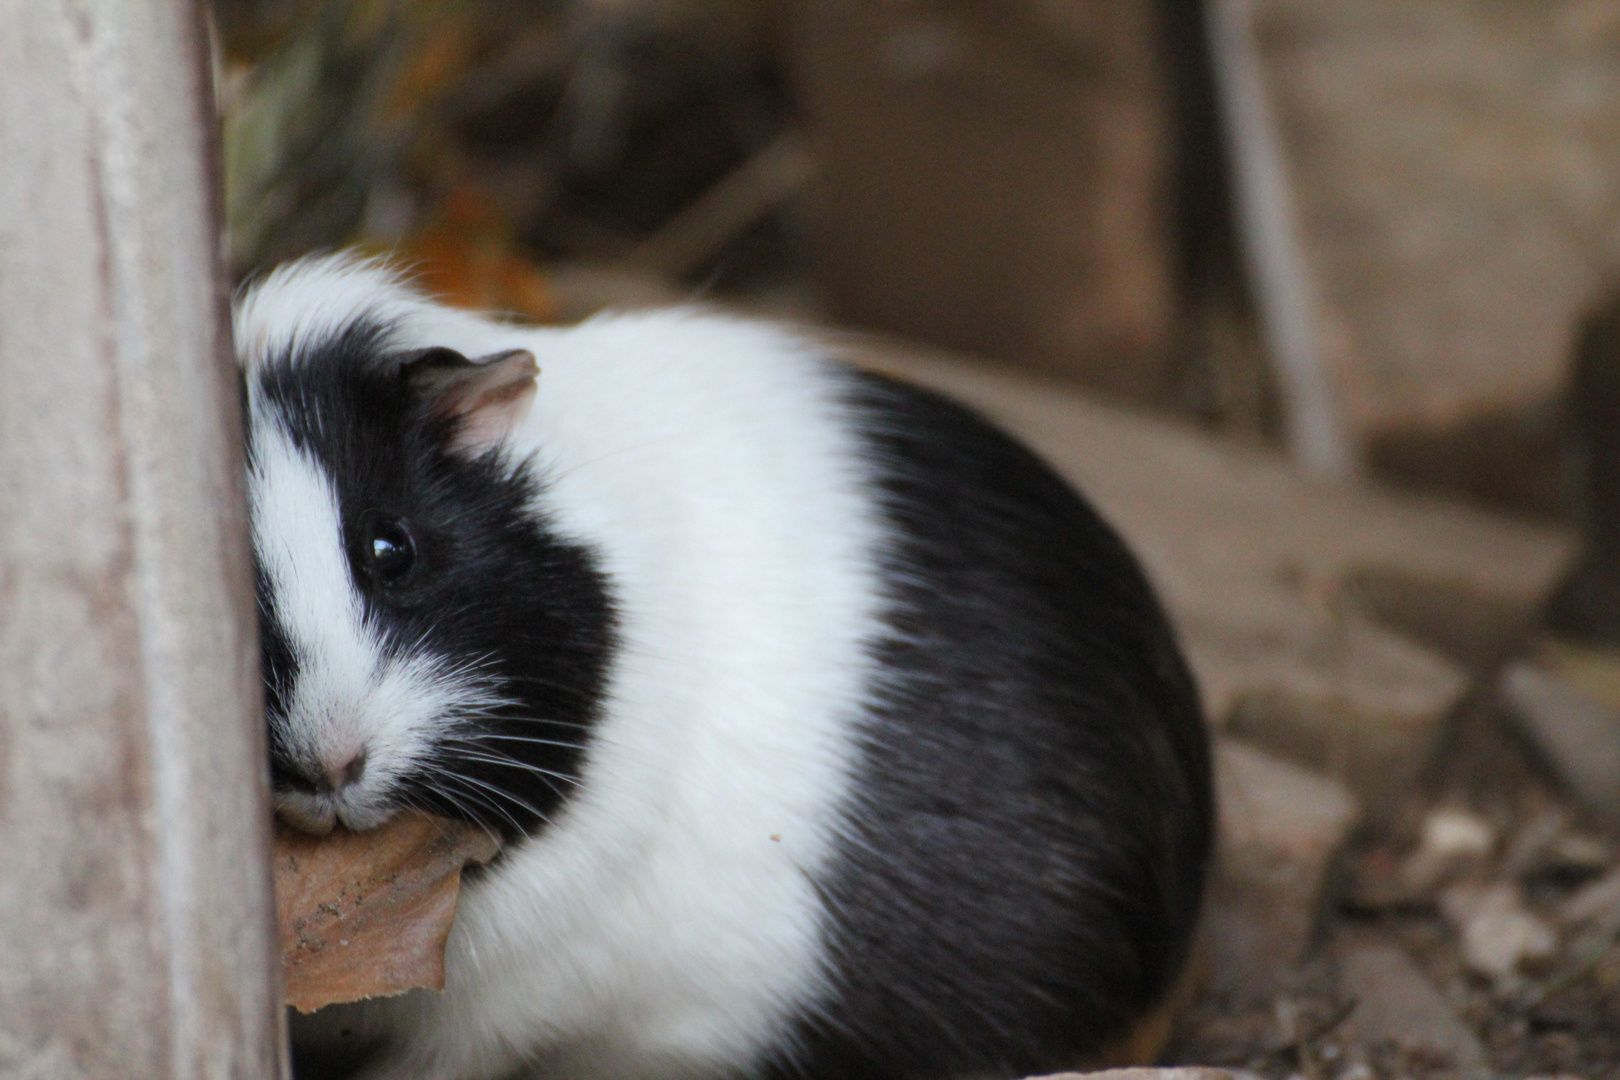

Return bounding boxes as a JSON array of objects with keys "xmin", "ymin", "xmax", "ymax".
[
  {"xmin": 435, "ymin": 648, "xmax": 504, "ymax": 680},
  {"xmin": 443, "ymin": 735, "xmax": 580, "ymax": 768},
  {"xmin": 501, "ymin": 711, "xmax": 594, "ymax": 729},
  {"xmin": 425, "ymin": 772, "xmax": 530, "ymax": 836},
  {"xmin": 442, "ymin": 745, "xmax": 580, "ymax": 790},
  {"xmin": 438, "ymin": 768, "xmax": 551, "ymax": 833},
  {"xmin": 446, "ymin": 754, "xmax": 579, "ymax": 798},
  {"xmin": 461, "ymin": 733, "xmax": 589, "ymax": 753},
  {"xmin": 487, "ymin": 678, "xmax": 602, "ymax": 702},
  {"xmin": 455, "ymin": 772, "xmax": 554, "ymax": 825},
  {"xmin": 432, "ymin": 755, "xmax": 538, "ymax": 801},
  {"xmin": 445, "ymin": 703, "xmax": 594, "ymax": 733},
  {"xmin": 391, "ymin": 788, "xmax": 466, "ymax": 829},
  {"xmin": 442, "ymin": 702, "xmax": 515, "ymax": 724},
  {"xmin": 412, "ymin": 778, "xmax": 483, "ymax": 824}
]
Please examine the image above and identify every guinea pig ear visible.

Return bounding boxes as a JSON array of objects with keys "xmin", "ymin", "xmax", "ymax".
[{"xmin": 401, "ymin": 347, "xmax": 539, "ymax": 455}]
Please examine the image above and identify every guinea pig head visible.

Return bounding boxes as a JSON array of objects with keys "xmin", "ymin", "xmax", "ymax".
[{"xmin": 245, "ymin": 326, "xmax": 615, "ymax": 838}]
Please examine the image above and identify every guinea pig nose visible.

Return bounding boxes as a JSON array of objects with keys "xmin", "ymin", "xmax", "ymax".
[{"xmin": 322, "ymin": 750, "xmax": 368, "ymax": 794}]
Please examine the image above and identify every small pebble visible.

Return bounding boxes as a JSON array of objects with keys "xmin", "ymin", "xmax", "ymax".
[
  {"xmin": 1423, "ymin": 807, "xmax": 1497, "ymax": 858},
  {"xmin": 1439, "ymin": 882, "xmax": 1558, "ymax": 981},
  {"xmin": 1401, "ymin": 806, "xmax": 1497, "ymax": 892}
]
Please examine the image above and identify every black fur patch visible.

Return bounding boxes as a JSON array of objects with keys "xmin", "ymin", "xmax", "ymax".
[
  {"xmin": 248, "ymin": 320, "xmax": 617, "ymax": 839},
  {"xmin": 768, "ymin": 371, "xmax": 1212, "ymax": 1079}
]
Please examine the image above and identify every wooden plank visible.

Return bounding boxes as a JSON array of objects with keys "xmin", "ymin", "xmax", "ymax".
[{"xmin": 0, "ymin": 2, "xmax": 283, "ymax": 1077}]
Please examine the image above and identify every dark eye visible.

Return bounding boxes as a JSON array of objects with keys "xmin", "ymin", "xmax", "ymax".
[{"xmin": 364, "ymin": 517, "xmax": 416, "ymax": 584}]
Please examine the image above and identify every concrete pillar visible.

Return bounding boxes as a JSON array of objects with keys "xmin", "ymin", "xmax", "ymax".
[{"xmin": 0, "ymin": 1, "xmax": 284, "ymax": 1076}]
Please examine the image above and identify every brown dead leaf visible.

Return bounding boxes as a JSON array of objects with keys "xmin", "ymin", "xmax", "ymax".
[
  {"xmin": 398, "ymin": 183, "xmax": 561, "ymax": 323},
  {"xmin": 274, "ymin": 812, "xmax": 501, "ymax": 1013}
]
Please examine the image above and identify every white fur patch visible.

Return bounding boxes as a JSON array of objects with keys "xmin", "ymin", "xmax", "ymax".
[{"xmin": 244, "ymin": 256, "xmax": 884, "ymax": 1079}]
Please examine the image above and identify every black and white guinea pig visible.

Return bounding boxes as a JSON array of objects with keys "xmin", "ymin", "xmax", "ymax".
[{"xmin": 238, "ymin": 254, "xmax": 1212, "ymax": 1080}]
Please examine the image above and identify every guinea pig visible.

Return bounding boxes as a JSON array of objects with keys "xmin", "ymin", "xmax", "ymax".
[{"xmin": 237, "ymin": 254, "xmax": 1212, "ymax": 1080}]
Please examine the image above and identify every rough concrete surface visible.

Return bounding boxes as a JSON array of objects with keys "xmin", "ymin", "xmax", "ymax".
[
  {"xmin": 1252, "ymin": 0, "xmax": 1620, "ymax": 437},
  {"xmin": 1502, "ymin": 659, "xmax": 1620, "ymax": 826},
  {"xmin": 1336, "ymin": 942, "xmax": 1489, "ymax": 1078},
  {"xmin": 791, "ymin": 0, "xmax": 1179, "ymax": 398},
  {"xmin": 1205, "ymin": 738, "xmax": 1361, "ymax": 998}
]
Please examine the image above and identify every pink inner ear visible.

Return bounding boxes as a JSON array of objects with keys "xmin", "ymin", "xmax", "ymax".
[{"xmin": 435, "ymin": 349, "xmax": 539, "ymax": 455}]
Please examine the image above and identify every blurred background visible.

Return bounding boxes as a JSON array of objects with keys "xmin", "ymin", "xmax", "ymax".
[
  {"xmin": 213, "ymin": 0, "xmax": 1244, "ymax": 428},
  {"xmin": 211, "ymin": 2, "xmax": 1620, "ymax": 1077}
]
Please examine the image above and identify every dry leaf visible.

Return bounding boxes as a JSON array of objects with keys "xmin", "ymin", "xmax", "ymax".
[
  {"xmin": 399, "ymin": 184, "xmax": 561, "ymax": 322},
  {"xmin": 274, "ymin": 812, "xmax": 501, "ymax": 1013}
]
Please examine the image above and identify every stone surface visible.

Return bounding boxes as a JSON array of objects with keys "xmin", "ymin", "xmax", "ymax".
[
  {"xmin": 1336, "ymin": 942, "xmax": 1489, "ymax": 1077},
  {"xmin": 789, "ymin": 0, "xmax": 1179, "ymax": 401},
  {"xmin": 846, "ymin": 338, "xmax": 1573, "ymax": 811},
  {"xmin": 1204, "ymin": 738, "xmax": 1361, "ymax": 998},
  {"xmin": 1250, "ymin": 0, "xmax": 1620, "ymax": 439},
  {"xmin": 1501, "ymin": 660, "xmax": 1620, "ymax": 826}
]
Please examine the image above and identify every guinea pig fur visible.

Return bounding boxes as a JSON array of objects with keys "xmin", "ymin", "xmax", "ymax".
[{"xmin": 238, "ymin": 254, "xmax": 1212, "ymax": 1080}]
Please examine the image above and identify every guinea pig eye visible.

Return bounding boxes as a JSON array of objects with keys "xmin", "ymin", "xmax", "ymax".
[{"xmin": 364, "ymin": 518, "xmax": 416, "ymax": 584}]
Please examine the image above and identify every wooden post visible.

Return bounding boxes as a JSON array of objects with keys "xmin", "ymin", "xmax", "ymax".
[{"xmin": 0, "ymin": 2, "xmax": 285, "ymax": 1077}]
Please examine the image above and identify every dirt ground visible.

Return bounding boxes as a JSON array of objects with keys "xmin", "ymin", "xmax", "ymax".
[{"xmin": 1171, "ymin": 688, "xmax": 1620, "ymax": 1080}]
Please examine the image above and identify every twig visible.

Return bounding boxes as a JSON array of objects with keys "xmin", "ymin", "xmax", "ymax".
[
  {"xmin": 1522, "ymin": 914, "xmax": 1620, "ymax": 1007},
  {"xmin": 624, "ymin": 132, "xmax": 813, "ymax": 278},
  {"xmin": 1257, "ymin": 995, "xmax": 1359, "ymax": 1072}
]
